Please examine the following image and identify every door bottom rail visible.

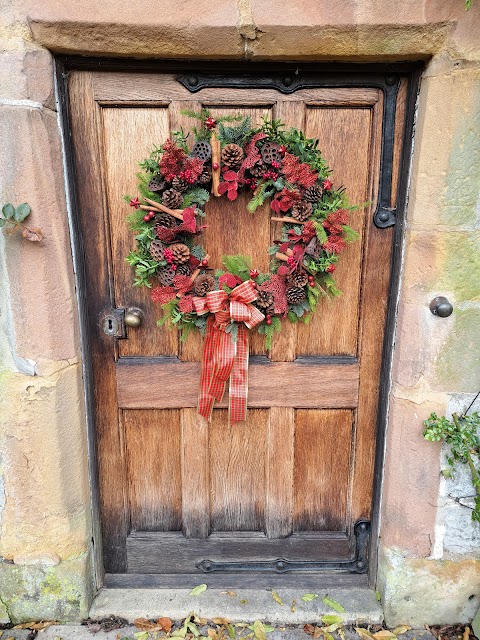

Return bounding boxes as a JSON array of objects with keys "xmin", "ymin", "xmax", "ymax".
[{"xmin": 196, "ymin": 520, "xmax": 370, "ymax": 574}]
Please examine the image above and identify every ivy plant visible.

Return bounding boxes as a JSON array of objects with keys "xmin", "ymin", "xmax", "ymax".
[
  {"xmin": 1, "ymin": 202, "xmax": 43, "ymax": 241},
  {"xmin": 423, "ymin": 410, "xmax": 480, "ymax": 522}
]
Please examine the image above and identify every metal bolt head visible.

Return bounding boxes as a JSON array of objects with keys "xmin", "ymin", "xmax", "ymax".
[
  {"xmin": 429, "ymin": 296, "xmax": 453, "ymax": 318},
  {"xmin": 187, "ymin": 75, "xmax": 198, "ymax": 87},
  {"xmin": 283, "ymin": 76, "xmax": 293, "ymax": 87}
]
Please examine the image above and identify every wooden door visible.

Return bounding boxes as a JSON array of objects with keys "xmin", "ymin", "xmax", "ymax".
[{"xmin": 67, "ymin": 66, "xmax": 411, "ymax": 585}]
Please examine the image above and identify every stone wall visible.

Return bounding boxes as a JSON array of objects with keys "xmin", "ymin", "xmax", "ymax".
[{"xmin": 0, "ymin": 0, "xmax": 479, "ymax": 626}]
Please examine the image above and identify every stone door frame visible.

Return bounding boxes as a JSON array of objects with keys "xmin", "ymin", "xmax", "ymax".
[{"xmin": 55, "ymin": 56, "xmax": 422, "ymax": 589}]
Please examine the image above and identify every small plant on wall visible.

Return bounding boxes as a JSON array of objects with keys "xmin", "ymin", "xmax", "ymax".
[
  {"xmin": 423, "ymin": 407, "xmax": 480, "ymax": 522},
  {"xmin": 1, "ymin": 203, "xmax": 43, "ymax": 241}
]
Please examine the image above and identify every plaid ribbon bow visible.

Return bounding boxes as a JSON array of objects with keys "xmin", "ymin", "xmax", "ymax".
[{"xmin": 192, "ymin": 280, "xmax": 264, "ymax": 424}]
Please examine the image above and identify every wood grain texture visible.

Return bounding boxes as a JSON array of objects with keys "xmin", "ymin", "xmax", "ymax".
[
  {"xmin": 127, "ymin": 531, "xmax": 351, "ymax": 573},
  {"xmin": 294, "ymin": 410, "xmax": 354, "ymax": 532},
  {"xmin": 101, "ymin": 107, "xmax": 177, "ymax": 358},
  {"xmin": 116, "ymin": 359, "xmax": 360, "ymax": 409},
  {"xmin": 181, "ymin": 409, "xmax": 210, "ymax": 538},
  {"xmin": 265, "ymin": 407, "xmax": 295, "ymax": 538},
  {"xmin": 297, "ymin": 102, "xmax": 381, "ymax": 356},
  {"xmin": 124, "ymin": 409, "xmax": 182, "ymax": 531},
  {"xmin": 209, "ymin": 409, "xmax": 267, "ymax": 532},
  {"xmin": 68, "ymin": 71, "xmax": 129, "ymax": 572}
]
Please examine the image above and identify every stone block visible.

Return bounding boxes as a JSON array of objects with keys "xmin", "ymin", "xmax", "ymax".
[
  {"xmin": 407, "ymin": 68, "xmax": 480, "ymax": 230},
  {"xmin": 0, "ymin": 551, "xmax": 94, "ymax": 623},
  {"xmin": 24, "ymin": 0, "xmax": 243, "ymax": 58},
  {"xmin": 381, "ymin": 395, "xmax": 441, "ymax": 556},
  {"xmin": 0, "ymin": 104, "xmax": 79, "ymax": 363},
  {"xmin": 378, "ymin": 546, "xmax": 480, "ymax": 626},
  {"xmin": 0, "ymin": 47, "xmax": 55, "ymax": 109},
  {"xmin": 0, "ymin": 365, "xmax": 91, "ymax": 560},
  {"xmin": 434, "ymin": 307, "xmax": 480, "ymax": 392}
]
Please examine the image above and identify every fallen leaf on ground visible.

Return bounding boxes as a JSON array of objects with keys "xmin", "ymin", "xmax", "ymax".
[
  {"xmin": 240, "ymin": 599, "xmax": 248, "ymax": 605},
  {"xmin": 272, "ymin": 590, "xmax": 284, "ymax": 606},
  {"xmin": 321, "ymin": 615, "xmax": 343, "ymax": 626},
  {"xmin": 221, "ymin": 591, "xmax": 237, "ymax": 597},
  {"xmin": 291, "ymin": 599, "xmax": 297, "ymax": 612},
  {"xmin": 322, "ymin": 596, "xmax": 345, "ymax": 613},
  {"xmin": 301, "ymin": 593, "xmax": 319, "ymax": 602},
  {"xmin": 189, "ymin": 583, "xmax": 208, "ymax": 596},
  {"xmin": 157, "ymin": 617, "xmax": 173, "ymax": 632},
  {"xmin": 253, "ymin": 620, "xmax": 267, "ymax": 640},
  {"xmin": 356, "ymin": 628, "xmax": 376, "ymax": 640},
  {"xmin": 373, "ymin": 631, "xmax": 397, "ymax": 639},
  {"xmin": 13, "ymin": 621, "xmax": 56, "ymax": 630},
  {"xmin": 212, "ymin": 618, "xmax": 231, "ymax": 625},
  {"xmin": 392, "ymin": 628, "xmax": 411, "ymax": 636},
  {"xmin": 22, "ymin": 226, "xmax": 43, "ymax": 242},
  {"xmin": 314, "ymin": 626, "xmax": 323, "ymax": 639},
  {"xmin": 304, "ymin": 624, "xmax": 315, "ymax": 635},
  {"xmin": 134, "ymin": 618, "xmax": 159, "ymax": 631}
]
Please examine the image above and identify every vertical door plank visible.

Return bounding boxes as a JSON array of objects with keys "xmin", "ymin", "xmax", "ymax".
[
  {"xmin": 124, "ymin": 409, "xmax": 182, "ymax": 531},
  {"xmin": 265, "ymin": 407, "xmax": 295, "ymax": 538},
  {"xmin": 68, "ymin": 71, "xmax": 129, "ymax": 572},
  {"xmin": 297, "ymin": 106, "xmax": 376, "ymax": 356},
  {"xmin": 101, "ymin": 107, "xmax": 178, "ymax": 357},
  {"xmin": 269, "ymin": 101, "xmax": 306, "ymax": 362},
  {"xmin": 294, "ymin": 409, "xmax": 353, "ymax": 531},
  {"xmin": 181, "ymin": 409, "xmax": 210, "ymax": 538},
  {"xmin": 209, "ymin": 409, "xmax": 267, "ymax": 532}
]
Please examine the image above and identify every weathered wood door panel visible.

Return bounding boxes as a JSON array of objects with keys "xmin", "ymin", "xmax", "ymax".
[{"xmin": 67, "ymin": 68, "xmax": 409, "ymax": 579}]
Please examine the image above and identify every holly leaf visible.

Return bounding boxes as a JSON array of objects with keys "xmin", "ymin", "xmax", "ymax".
[
  {"xmin": 14, "ymin": 202, "xmax": 31, "ymax": 222},
  {"xmin": 322, "ymin": 596, "xmax": 345, "ymax": 612},
  {"xmin": 189, "ymin": 583, "xmax": 208, "ymax": 596},
  {"xmin": 21, "ymin": 226, "xmax": 43, "ymax": 242},
  {"xmin": 2, "ymin": 203, "xmax": 15, "ymax": 219},
  {"xmin": 301, "ymin": 593, "xmax": 319, "ymax": 602}
]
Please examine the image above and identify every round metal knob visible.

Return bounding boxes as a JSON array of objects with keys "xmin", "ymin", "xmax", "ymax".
[
  {"xmin": 124, "ymin": 307, "xmax": 144, "ymax": 327},
  {"xmin": 429, "ymin": 296, "xmax": 453, "ymax": 318}
]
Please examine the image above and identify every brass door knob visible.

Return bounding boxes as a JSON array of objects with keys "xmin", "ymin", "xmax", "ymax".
[{"xmin": 124, "ymin": 307, "xmax": 144, "ymax": 327}]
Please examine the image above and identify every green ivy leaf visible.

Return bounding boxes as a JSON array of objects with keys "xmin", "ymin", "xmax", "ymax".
[
  {"xmin": 301, "ymin": 593, "xmax": 319, "ymax": 602},
  {"xmin": 14, "ymin": 203, "xmax": 31, "ymax": 222},
  {"xmin": 189, "ymin": 583, "xmax": 208, "ymax": 596},
  {"xmin": 2, "ymin": 203, "xmax": 15, "ymax": 219},
  {"xmin": 322, "ymin": 596, "xmax": 345, "ymax": 613}
]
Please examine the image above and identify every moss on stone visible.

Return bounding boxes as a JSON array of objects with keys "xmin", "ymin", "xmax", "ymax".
[
  {"xmin": 434, "ymin": 308, "xmax": 480, "ymax": 391},
  {"xmin": 437, "ymin": 232, "xmax": 480, "ymax": 301}
]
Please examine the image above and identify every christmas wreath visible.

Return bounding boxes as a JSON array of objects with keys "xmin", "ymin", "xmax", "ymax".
[{"xmin": 126, "ymin": 110, "xmax": 358, "ymax": 423}]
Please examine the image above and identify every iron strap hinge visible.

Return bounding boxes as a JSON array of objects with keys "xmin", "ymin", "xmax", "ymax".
[{"xmin": 196, "ymin": 520, "xmax": 370, "ymax": 574}]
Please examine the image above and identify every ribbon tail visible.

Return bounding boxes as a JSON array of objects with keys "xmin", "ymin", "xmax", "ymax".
[
  {"xmin": 229, "ymin": 324, "xmax": 249, "ymax": 425},
  {"xmin": 198, "ymin": 316, "xmax": 217, "ymax": 421}
]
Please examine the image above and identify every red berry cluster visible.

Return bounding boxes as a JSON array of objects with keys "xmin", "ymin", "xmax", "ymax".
[
  {"xmin": 262, "ymin": 170, "xmax": 279, "ymax": 181},
  {"xmin": 143, "ymin": 210, "xmax": 155, "ymax": 222},
  {"xmin": 179, "ymin": 169, "xmax": 196, "ymax": 184}
]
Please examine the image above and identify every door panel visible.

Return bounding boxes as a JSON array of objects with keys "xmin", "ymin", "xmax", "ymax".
[{"xmin": 67, "ymin": 68, "xmax": 410, "ymax": 579}]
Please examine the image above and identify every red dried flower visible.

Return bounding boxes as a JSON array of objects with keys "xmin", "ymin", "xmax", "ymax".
[
  {"xmin": 217, "ymin": 170, "xmax": 239, "ymax": 201},
  {"xmin": 182, "ymin": 157, "xmax": 204, "ymax": 182},
  {"xmin": 281, "ymin": 153, "xmax": 318, "ymax": 189},
  {"xmin": 323, "ymin": 210, "xmax": 348, "ymax": 235},
  {"xmin": 159, "ymin": 139, "xmax": 187, "ymax": 178},
  {"xmin": 178, "ymin": 295, "xmax": 195, "ymax": 313},
  {"xmin": 323, "ymin": 236, "xmax": 346, "ymax": 254},
  {"xmin": 270, "ymin": 188, "xmax": 301, "ymax": 214},
  {"xmin": 151, "ymin": 286, "xmax": 176, "ymax": 304},
  {"xmin": 173, "ymin": 274, "xmax": 194, "ymax": 294}
]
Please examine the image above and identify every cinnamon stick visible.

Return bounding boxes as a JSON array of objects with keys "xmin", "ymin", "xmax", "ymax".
[
  {"xmin": 211, "ymin": 131, "xmax": 221, "ymax": 197},
  {"xmin": 275, "ymin": 252, "xmax": 290, "ymax": 262},
  {"xmin": 142, "ymin": 199, "xmax": 184, "ymax": 221},
  {"xmin": 271, "ymin": 216, "xmax": 306, "ymax": 225}
]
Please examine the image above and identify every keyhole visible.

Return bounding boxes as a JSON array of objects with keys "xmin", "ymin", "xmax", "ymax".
[{"xmin": 108, "ymin": 317, "xmax": 113, "ymax": 331}]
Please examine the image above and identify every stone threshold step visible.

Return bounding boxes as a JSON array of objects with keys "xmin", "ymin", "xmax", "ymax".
[{"xmin": 89, "ymin": 586, "xmax": 383, "ymax": 625}]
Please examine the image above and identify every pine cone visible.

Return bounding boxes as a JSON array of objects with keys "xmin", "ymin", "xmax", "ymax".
[
  {"xmin": 192, "ymin": 141, "xmax": 212, "ymax": 162},
  {"xmin": 169, "ymin": 243, "xmax": 190, "ymax": 265},
  {"xmin": 157, "ymin": 267, "xmax": 175, "ymax": 286},
  {"xmin": 197, "ymin": 166, "xmax": 212, "ymax": 184},
  {"xmin": 291, "ymin": 201, "xmax": 313, "ymax": 223},
  {"xmin": 176, "ymin": 263, "xmax": 192, "ymax": 277},
  {"xmin": 148, "ymin": 175, "xmax": 166, "ymax": 193},
  {"xmin": 287, "ymin": 270, "xmax": 309, "ymax": 288},
  {"xmin": 194, "ymin": 274, "xmax": 216, "ymax": 296},
  {"xmin": 149, "ymin": 239, "xmax": 165, "ymax": 261},
  {"xmin": 250, "ymin": 162, "xmax": 266, "ymax": 178},
  {"xmin": 286, "ymin": 286, "xmax": 306, "ymax": 305},
  {"xmin": 221, "ymin": 143, "xmax": 244, "ymax": 169},
  {"xmin": 162, "ymin": 188, "xmax": 183, "ymax": 209},
  {"xmin": 154, "ymin": 212, "xmax": 177, "ymax": 229},
  {"xmin": 261, "ymin": 142, "xmax": 282, "ymax": 165},
  {"xmin": 255, "ymin": 290, "xmax": 274, "ymax": 311},
  {"xmin": 303, "ymin": 185, "xmax": 323, "ymax": 203},
  {"xmin": 172, "ymin": 176, "xmax": 189, "ymax": 193}
]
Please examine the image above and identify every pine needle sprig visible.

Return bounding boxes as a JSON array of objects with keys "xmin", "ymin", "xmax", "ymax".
[{"xmin": 217, "ymin": 117, "xmax": 252, "ymax": 146}]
